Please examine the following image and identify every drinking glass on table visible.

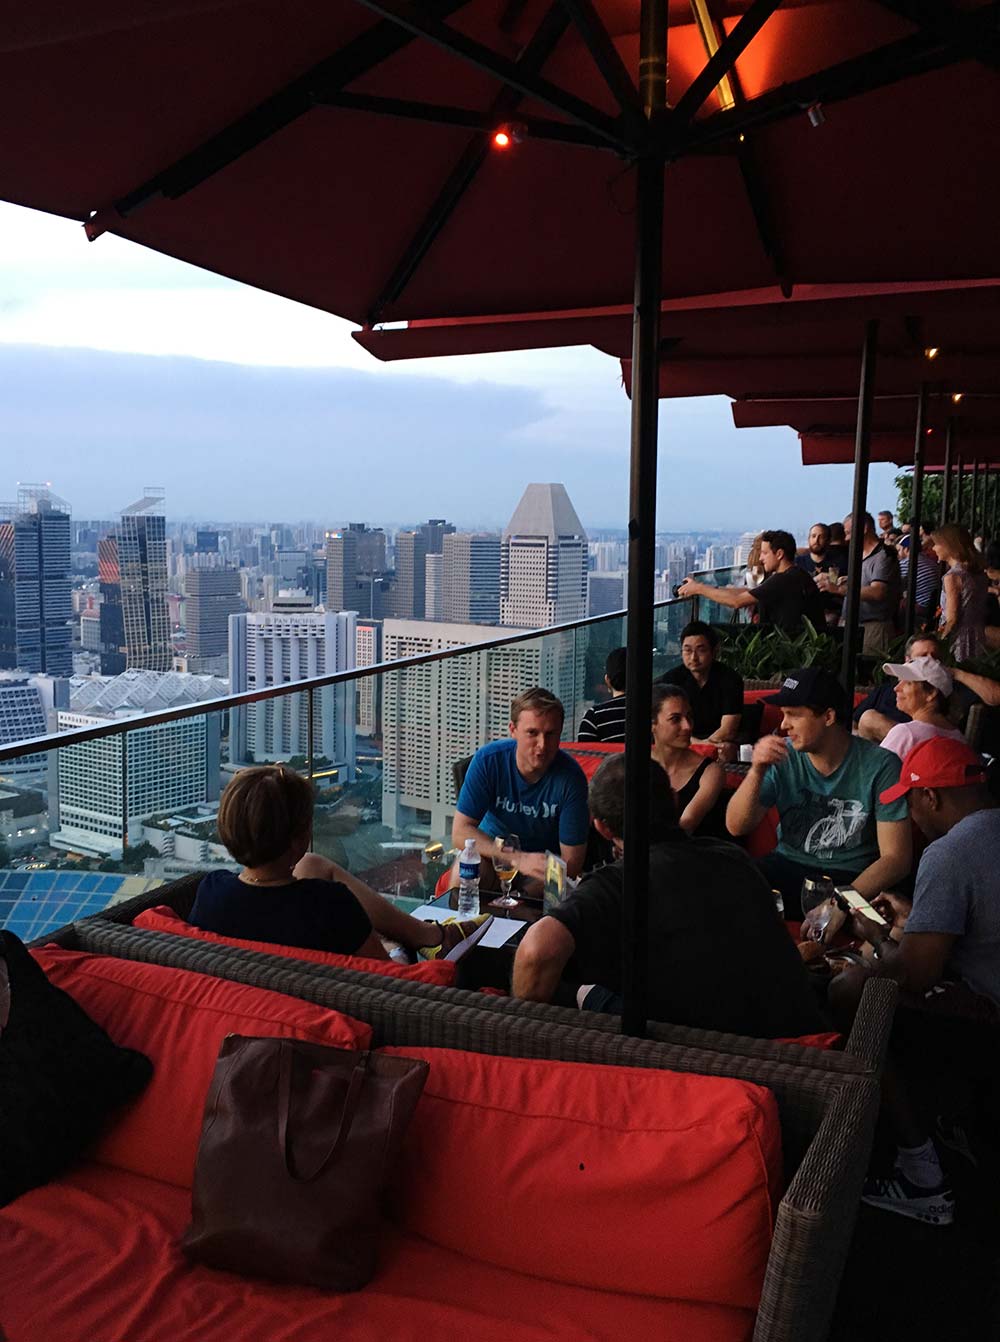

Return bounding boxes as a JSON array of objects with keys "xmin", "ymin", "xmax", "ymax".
[{"xmin": 490, "ymin": 835, "xmax": 521, "ymax": 909}]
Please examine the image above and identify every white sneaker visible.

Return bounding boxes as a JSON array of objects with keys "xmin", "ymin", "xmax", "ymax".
[{"xmin": 861, "ymin": 1168, "xmax": 955, "ymax": 1226}]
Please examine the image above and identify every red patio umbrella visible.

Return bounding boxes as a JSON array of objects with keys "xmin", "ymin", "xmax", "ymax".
[{"xmin": 7, "ymin": 1, "xmax": 1000, "ymax": 1040}]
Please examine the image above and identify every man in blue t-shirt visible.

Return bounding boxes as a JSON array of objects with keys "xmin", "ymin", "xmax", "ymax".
[
  {"xmin": 453, "ymin": 687, "xmax": 590, "ymax": 895},
  {"xmin": 726, "ymin": 667, "xmax": 912, "ymax": 917}
]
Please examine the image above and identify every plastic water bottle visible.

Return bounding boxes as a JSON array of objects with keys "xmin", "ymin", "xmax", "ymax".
[{"xmin": 457, "ymin": 839, "xmax": 480, "ymax": 919}]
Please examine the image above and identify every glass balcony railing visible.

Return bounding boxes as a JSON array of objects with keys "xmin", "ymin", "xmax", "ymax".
[{"xmin": 0, "ymin": 590, "xmax": 715, "ymax": 940}]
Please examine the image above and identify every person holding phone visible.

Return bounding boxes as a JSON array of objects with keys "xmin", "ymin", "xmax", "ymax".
[
  {"xmin": 726, "ymin": 668, "xmax": 912, "ymax": 918},
  {"xmin": 830, "ymin": 736, "xmax": 998, "ymax": 1226}
]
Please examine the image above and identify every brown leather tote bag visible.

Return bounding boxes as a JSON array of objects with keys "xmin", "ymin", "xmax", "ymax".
[{"xmin": 182, "ymin": 1036, "xmax": 429, "ymax": 1290}]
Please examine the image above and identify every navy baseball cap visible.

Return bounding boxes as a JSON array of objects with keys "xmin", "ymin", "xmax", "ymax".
[{"xmin": 763, "ymin": 667, "xmax": 847, "ymax": 718}]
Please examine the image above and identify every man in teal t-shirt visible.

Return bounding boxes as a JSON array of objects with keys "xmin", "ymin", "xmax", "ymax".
[{"xmin": 726, "ymin": 668, "xmax": 912, "ymax": 917}]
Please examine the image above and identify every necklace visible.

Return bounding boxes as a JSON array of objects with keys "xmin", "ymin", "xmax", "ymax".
[{"xmin": 239, "ymin": 871, "xmax": 294, "ymax": 886}]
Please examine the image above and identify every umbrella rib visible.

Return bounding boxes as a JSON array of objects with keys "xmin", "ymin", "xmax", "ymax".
[
  {"xmin": 364, "ymin": 4, "xmax": 573, "ymax": 325},
  {"xmin": 871, "ymin": 0, "xmax": 1000, "ymax": 71},
  {"xmin": 672, "ymin": 0, "xmax": 784, "ymax": 125},
  {"xmin": 312, "ymin": 90, "xmax": 608, "ymax": 147},
  {"xmin": 555, "ymin": 0, "xmax": 643, "ymax": 125},
  {"xmin": 672, "ymin": 5, "xmax": 1000, "ymax": 155},
  {"xmin": 349, "ymin": 0, "xmax": 632, "ymax": 151},
  {"xmin": 84, "ymin": 0, "xmax": 475, "ymax": 235}
]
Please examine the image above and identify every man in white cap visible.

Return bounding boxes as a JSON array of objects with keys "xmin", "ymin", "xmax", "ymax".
[{"xmin": 878, "ymin": 655, "xmax": 966, "ymax": 762}]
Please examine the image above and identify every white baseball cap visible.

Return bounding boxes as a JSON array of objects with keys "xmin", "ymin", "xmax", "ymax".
[{"xmin": 882, "ymin": 654, "xmax": 953, "ymax": 697}]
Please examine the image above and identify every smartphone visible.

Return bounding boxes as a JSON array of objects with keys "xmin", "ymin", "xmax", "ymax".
[
  {"xmin": 543, "ymin": 852, "xmax": 567, "ymax": 912},
  {"xmin": 834, "ymin": 886, "xmax": 889, "ymax": 927}
]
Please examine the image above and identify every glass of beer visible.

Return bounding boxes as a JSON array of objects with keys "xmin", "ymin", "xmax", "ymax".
[{"xmin": 490, "ymin": 835, "xmax": 521, "ymax": 909}]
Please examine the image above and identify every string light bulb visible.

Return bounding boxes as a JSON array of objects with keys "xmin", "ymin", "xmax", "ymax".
[
  {"xmin": 952, "ymin": 392, "xmax": 964, "ymax": 403},
  {"xmin": 491, "ymin": 122, "xmax": 525, "ymax": 150},
  {"xmin": 924, "ymin": 347, "xmax": 940, "ymax": 360},
  {"xmin": 492, "ymin": 128, "xmax": 511, "ymax": 149}
]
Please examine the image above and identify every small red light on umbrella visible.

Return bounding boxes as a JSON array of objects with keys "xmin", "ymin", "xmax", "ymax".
[
  {"xmin": 926, "ymin": 427, "xmax": 934, "ymax": 434},
  {"xmin": 493, "ymin": 129, "xmax": 511, "ymax": 149}
]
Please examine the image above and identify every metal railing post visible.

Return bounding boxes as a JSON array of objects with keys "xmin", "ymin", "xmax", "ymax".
[
  {"xmin": 841, "ymin": 320, "xmax": 879, "ymax": 702},
  {"xmin": 904, "ymin": 382, "xmax": 927, "ymax": 637},
  {"xmin": 120, "ymin": 728, "xmax": 129, "ymax": 853}
]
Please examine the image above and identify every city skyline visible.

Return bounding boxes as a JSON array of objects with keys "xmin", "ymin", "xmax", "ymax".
[{"xmin": 0, "ymin": 202, "xmax": 901, "ymax": 533}]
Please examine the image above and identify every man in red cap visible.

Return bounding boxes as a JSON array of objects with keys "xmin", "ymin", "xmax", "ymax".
[{"xmin": 833, "ymin": 736, "xmax": 997, "ymax": 1226}]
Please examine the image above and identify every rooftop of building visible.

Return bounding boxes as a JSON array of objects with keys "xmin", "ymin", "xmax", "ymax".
[
  {"xmin": 68, "ymin": 668, "xmax": 228, "ymax": 713},
  {"xmin": 503, "ymin": 483, "xmax": 587, "ymax": 543}
]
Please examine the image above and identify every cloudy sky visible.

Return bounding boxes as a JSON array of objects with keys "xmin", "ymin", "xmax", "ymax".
[{"xmin": 0, "ymin": 201, "xmax": 897, "ymax": 533}]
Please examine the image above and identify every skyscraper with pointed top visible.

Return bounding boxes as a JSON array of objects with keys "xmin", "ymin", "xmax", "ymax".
[{"xmin": 500, "ymin": 483, "xmax": 588, "ymax": 629}]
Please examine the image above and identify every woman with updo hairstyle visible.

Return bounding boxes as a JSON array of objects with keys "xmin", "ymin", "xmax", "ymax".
[
  {"xmin": 931, "ymin": 523, "xmax": 989, "ymax": 661},
  {"xmin": 190, "ymin": 765, "xmax": 464, "ymax": 957},
  {"xmin": 650, "ymin": 686, "xmax": 728, "ymax": 838}
]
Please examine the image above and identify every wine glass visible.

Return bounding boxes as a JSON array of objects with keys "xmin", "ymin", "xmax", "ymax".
[{"xmin": 490, "ymin": 834, "xmax": 521, "ymax": 909}]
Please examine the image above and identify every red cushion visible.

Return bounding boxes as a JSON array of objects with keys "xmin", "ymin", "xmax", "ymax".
[
  {"xmin": 775, "ymin": 1032, "xmax": 842, "ymax": 1050},
  {"xmin": 133, "ymin": 905, "xmax": 457, "ymax": 986},
  {"xmin": 382, "ymin": 1047, "xmax": 781, "ymax": 1311},
  {"xmin": 0, "ymin": 1163, "xmax": 754, "ymax": 1342},
  {"xmin": 31, "ymin": 948, "xmax": 371, "ymax": 1190}
]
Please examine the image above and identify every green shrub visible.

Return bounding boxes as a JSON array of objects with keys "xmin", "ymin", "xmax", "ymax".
[{"xmin": 717, "ymin": 620, "xmax": 841, "ymax": 682}]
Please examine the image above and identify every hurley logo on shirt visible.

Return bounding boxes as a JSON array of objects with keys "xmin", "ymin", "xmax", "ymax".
[{"xmin": 495, "ymin": 795, "xmax": 558, "ymax": 821}]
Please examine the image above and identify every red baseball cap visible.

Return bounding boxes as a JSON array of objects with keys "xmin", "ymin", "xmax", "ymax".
[{"xmin": 880, "ymin": 736, "xmax": 988, "ymax": 804}]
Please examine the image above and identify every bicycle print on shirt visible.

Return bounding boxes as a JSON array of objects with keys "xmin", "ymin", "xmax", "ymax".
[{"xmin": 782, "ymin": 794, "xmax": 869, "ymax": 861}]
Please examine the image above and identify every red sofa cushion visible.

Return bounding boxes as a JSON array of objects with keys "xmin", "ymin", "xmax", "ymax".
[
  {"xmin": 32, "ymin": 948, "xmax": 371, "ymax": 1190},
  {"xmin": 0, "ymin": 1163, "xmax": 755, "ymax": 1342},
  {"xmin": 383, "ymin": 1047, "xmax": 781, "ymax": 1311},
  {"xmin": 133, "ymin": 905, "xmax": 457, "ymax": 986}
]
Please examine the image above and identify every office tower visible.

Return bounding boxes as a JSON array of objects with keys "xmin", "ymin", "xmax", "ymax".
[
  {"xmin": 501, "ymin": 484, "xmax": 588, "ymax": 629},
  {"xmin": 97, "ymin": 535, "xmax": 127, "ymax": 674},
  {"xmin": 0, "ymin": 486, "xmax": 73, "ymax": 676},
  {"xmin": 588, "ymin": 573, "xmax": 625, "ymax": 618},
  {"xmin": 387, "ymin": 531, "xmax": 426, "ymax": 620},
  {"xmin": 185, "ymin": 567, "xmax": 242, "ymax": 674},
  {"xmin": 119, "ymin": 490, "xmax": 171, "ymax": 671},
  {"xmin": 271, "ymin": 588, "xmax": 313, "ymax": 613},
  {"xmin": 734, "ymin": 531, "xmax": 760, "ymax": 566},
  {"xmin": 325, "ymin": 523, "xmax": 386, "ymax": 618},
  {"xmin": 442, "ymin": 532, "xmax": 501, "ymax": 625},
  {"xmin": 0, "ymin": 674, "xmax": 49, "ymax": 786},
  {"xmin": 381, "ymin": 618, "xmax": 583, "ymax": 838},
  {"xmin": 355, "ymin": 621, "xmax": 381, "ymax": 737},
  {"xmin": 425, "ymin": 553, "xmax": 443, "ymax": 621},
  {"xmin": 419, "ymin": 518, "xmax": 456, "ymax": 555},
  {"xmin": 666, "ymin": 544, "xmax": 697, "ymax": 593},
  {"xmin": 228, "ymin": 609, "xmax": 356, "ymax": 780},
  {"xmin": 49, "ymin": 698, "xmax": 222, "ymax": 857},
  {"xmin": 325, "ymin": 527, "xmax": 358, "ymax": 613},
  {"xmin": 195, "ymin": 529, "xmax": 219, "ymax": 553}
]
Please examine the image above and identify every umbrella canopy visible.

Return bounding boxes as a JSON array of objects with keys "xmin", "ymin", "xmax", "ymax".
[
  {"xmin": 735, "ymin": 395, "xmax": 1000, "ymax": 435},
  {"xmin": 3, "ymin": 2, "xmax": 1000, "ymax": 321},
  {"xmin": 800, "ymin": 432, "xmax": 1000, "ymax": 468}
]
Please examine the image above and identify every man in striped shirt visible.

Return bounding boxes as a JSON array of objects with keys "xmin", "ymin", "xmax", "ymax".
[{"xmin": 578, "ymin": 648, "xmax": 627, "ymax": 742}]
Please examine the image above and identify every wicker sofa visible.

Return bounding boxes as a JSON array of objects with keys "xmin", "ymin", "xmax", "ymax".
[
  {"xmin": 22, "ymin": 915, "xmax": 891, "ymax": 1342},
  {"xmin": 58, "ymin": 873, "xmax": 892, "ymax": 1073}
]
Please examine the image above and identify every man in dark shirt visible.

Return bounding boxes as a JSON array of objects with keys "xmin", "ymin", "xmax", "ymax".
[
  {"xmin": 512, "ymin": 755, "xmax": 826, "ymax": 1038},
  {"xmin": 578, "ymin": 646, "xmax": 627, "ymax": 742},
  {"xmin": 679, "ymin": 529, "xmax": 826, "ymax": 634},
  {"xmin": 658, "ymin": 620, "xmax": 742, "ymax": 743}
]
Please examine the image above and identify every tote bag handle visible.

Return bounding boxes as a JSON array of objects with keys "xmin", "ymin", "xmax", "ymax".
[{"xmin": 277, "ymin": 1042, "xmax": 369, "ymax": 1182}]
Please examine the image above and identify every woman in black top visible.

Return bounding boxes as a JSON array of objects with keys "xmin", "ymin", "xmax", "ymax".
[
  {"xmin": 191, "ymin": 765, "xmax": 463, "ymax": 957},
  {"xmin": 650, "ymin": 687, "xmax": 728, "ymax": 839}
]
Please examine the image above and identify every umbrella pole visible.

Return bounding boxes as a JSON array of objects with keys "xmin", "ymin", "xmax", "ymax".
[
  {"xmin": 904, "ymin": 382, "xmax": 927, "ymax": 637},
  {"xmin": 840, "ymin": 319, "xmax": 879, "ymax": 701},
  {"xmin": 941, "ymin": 420, "xmax": 953, "ymax": 525},
  {"xmin": 971, "ymin": 457, "xmax": 980, "ymax": 537},
  {"xmin": 991, "ymin": 470, "xmax": 998, "ymax": 540},
  {"xmin": 621, "ymin": 0, "xmax": 666, "ymax": 1040},
  {"xmin": 956, "ymin": 454, "xmax": 965, "ymax": 528}
]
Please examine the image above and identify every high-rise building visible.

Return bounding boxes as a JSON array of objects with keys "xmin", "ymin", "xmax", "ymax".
[
  {"xmin": 97, "ymin": 535, "xmax": 127, "ymax": 675},
  {"xmin": 0, "ymin": 674, "xmax": 50, "ymax": 786},
  {"xmin": 195, "ymin": 529, "xmax": 219, "ymax": 553},
  {"xmin": 501, "ymin": 483, "xmax": 588, "ymax": 629},
  {"xmin": 588, "ymin": 573, "xmax": 625, "ymax": 618},
  {"xmin": 355, "ymin": 621, "xmax": 381, "ymax": 738},
  {"xmin": 380, "ymin": 618, "xmax": 584, "ymax": 838},
  {"xmin": 387, "ymin": 531, "xmax": 427, "ymax": 620},
  {"xmin": 228, "ymin": 609, "xmax": 356, "ymax": 779},
  {"xmin": 49, "ymin": 709, "xmax": 221, "ymax": 858},
  {"xmin": 119, "ymin": 490, "xmax": 171, "ymax": 671},
  {"xmin": 442, "ymin": 532, "xmax": 501, "ymax": 625},
  {"xmin": 325, "ymin": 523, "xmax": 386, "ymax": 618},
  {"xmin": 425, "ymin": 553, "xmax": 443, "ymax": 621},
  {"xmin": 0, "ymin": 486, "xmax": 73, "ymax": 676},
  {"xmin": 419, "ymin": 518, "xmax": 456, "ymax": 555},
  {"xmin": 185, "ymin": 567, "xmax": 242, "ymax": 674}
]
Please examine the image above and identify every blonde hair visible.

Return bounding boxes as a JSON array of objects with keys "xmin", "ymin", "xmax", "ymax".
[
  {"xmin": 510, "ymin": 686, "xmax": 565, "ymax": 726},
  {"xmin": 931, "ymin": 524, "xmax": 984, "ymax": 572},
  {"xmin": 216, "ymin": 765, "xmax": 314, "ymax": 867}
]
